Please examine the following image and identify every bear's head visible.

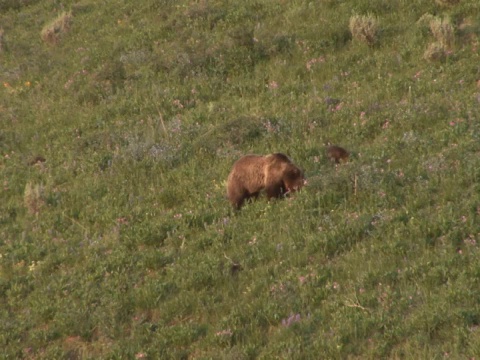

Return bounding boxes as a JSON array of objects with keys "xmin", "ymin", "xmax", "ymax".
[{"xmin": 283, "ymin": 165, "xmax": 306, "ymax": 193}]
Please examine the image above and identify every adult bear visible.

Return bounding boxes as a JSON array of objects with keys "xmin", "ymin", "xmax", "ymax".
[{"xmin": 227, "ymin": 153, "xmax": 306, "ymax": 209}]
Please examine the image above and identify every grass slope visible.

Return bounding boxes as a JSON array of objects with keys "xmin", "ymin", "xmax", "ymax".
[{"xmin": 1, "ymin": 0, "xmax": 480, "ymax": 358}]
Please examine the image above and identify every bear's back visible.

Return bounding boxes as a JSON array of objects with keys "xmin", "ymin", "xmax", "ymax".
[{"xmin": 228, "ymin": 155, "xmax": 267, "ymax": 191}]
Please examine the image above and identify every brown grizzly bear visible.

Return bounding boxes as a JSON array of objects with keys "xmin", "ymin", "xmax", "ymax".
[{"xmin": 226, "ymin": 153, "xmax": 306, "ymax": 209}]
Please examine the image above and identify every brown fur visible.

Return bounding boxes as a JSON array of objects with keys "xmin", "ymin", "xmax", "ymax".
[
  {"xmin": 227, "ymin": 153, "xmax": 305, "ymax": 209},
  {"xmin": 326, "ymin": 145, "xmax": 349, "ymax": 164}
]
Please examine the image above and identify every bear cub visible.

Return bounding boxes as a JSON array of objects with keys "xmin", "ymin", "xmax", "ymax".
[
  {"xmin": 227, "ymin": 153, "xmax": 306, "ymax": 209},
  {"xmin": 326, "ymin": 144, "xmax": 349, "ymax": 164}
]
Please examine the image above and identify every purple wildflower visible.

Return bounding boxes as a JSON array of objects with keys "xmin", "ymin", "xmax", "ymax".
[{"xmin": 282, "ymin": 313, "xmax": 301, "ymax": 327}]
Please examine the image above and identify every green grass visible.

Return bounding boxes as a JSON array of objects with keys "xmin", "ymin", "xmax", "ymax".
[{"xmin": 1, "ymin": 0, "xmax": 480, "ymax": 358}]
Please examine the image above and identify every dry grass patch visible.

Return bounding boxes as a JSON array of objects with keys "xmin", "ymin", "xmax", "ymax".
[
  {"xmin": 41, "ymin": 11, "xmax": 72, "ymax": 45},
  {"xmin": 423, "ymin": 42, "xmax": 449, "ymax": 61},
  {"xmin": 349, "ymin": 14, "xmax": 379, "ymax": 46},
  {"xmin": 418, "ymin": 14, "xmax": 455, "ymax": 61},
  {"xmin": 417, "ymin": 13, "xmax": 436, "ymax": 28},
  {"xmin": 429, "ymin": 17, "xmax": 455, "ymax": 48},
  {"xmin": 24, "ymin": 182, "xmax": 45, "ymax": 215}
]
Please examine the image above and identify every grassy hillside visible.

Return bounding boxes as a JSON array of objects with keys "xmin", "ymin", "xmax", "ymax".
[{"xmin": 1, "ymin": 0, "xmax": 480, "ymax": 358}]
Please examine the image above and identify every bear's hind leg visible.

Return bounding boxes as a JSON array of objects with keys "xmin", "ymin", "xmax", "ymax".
[{"xmin": 228, "ymin": 187, "xmax": 249, "ymax": 209}]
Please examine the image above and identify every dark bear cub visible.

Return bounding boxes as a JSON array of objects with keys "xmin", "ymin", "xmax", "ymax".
[
  {"xmin": 226, "ymin": 153, "xmax": 306, "ymax": 209},
  {"xmin": 326, "ymin": 144, "xmax": 349, "ymax": 164}
]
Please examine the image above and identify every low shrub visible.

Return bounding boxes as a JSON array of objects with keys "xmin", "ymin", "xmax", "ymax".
[
  {"xmin": 40, "ymin": 11, "xmax": 72, "ymax": 45},
  {"xmin": 349, "ymin": 14, "xmax": 379, "ymax": 46}
]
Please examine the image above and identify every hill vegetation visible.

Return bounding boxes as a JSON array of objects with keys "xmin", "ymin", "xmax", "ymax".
[{"xmin": 1, "ymin": 0, "xmax": 480, "ymax": 358}]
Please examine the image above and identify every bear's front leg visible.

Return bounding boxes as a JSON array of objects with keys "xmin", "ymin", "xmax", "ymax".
[{"xmin": 265, "ymin": 184, "xmax": 284, "ymax": 200}]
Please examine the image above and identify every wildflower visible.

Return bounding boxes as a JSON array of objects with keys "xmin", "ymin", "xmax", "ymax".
[
  {"xmin": 3, "ymin": 82, "xmax": 10, "ymax": 88},
  {"xmin": 348, "ymin": 212, "xmax": 360, "ymax": 220},
  {"xmin": 64, "ymin": 79, "xmax": 74, "ymax": 89},
  {"xmin": 331, "ymin": 103, "xmax": 343, "ymax": 112},
  {"xmin": 464, "ymin": 235, "xmax": 476, "ymax": 246},
  {"xmin": 172, "ymin": 99, "xmax": 184, "ymax": 109},
  {"xmin": 306, "ymin": 56, "xmax": 325, "ymax": 71},
  {"xmin": 263, "ymin": 120, "xmax": 280, "ymax": 133},
  {"xmin": 135, "ymin": 353, "xmax": 146, "ymax": 359},
  {"xmin": 29, "ymin": 261, "xmax": 37, "ymax": 272},
  {"xmin": 282, "ymin": 313, "xmax": 301, "ymax": 327},
  {"xmin": 215, "ymin": 329, "xmax": 233, "ymax": 336},
  {"xmin": 268, "ymin": 80, "xmax": 279, "ymax": 90},
  {"xmin": 25, "ymin": 81, "xmax": 31, "ymax": 87},
  {"xmin": 174, "ymin": 213, "xmax": 182, "ymax": 219},
  {"xmin": 270, "ymin": 283, "xmax": 285, "ymax": 294}
]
